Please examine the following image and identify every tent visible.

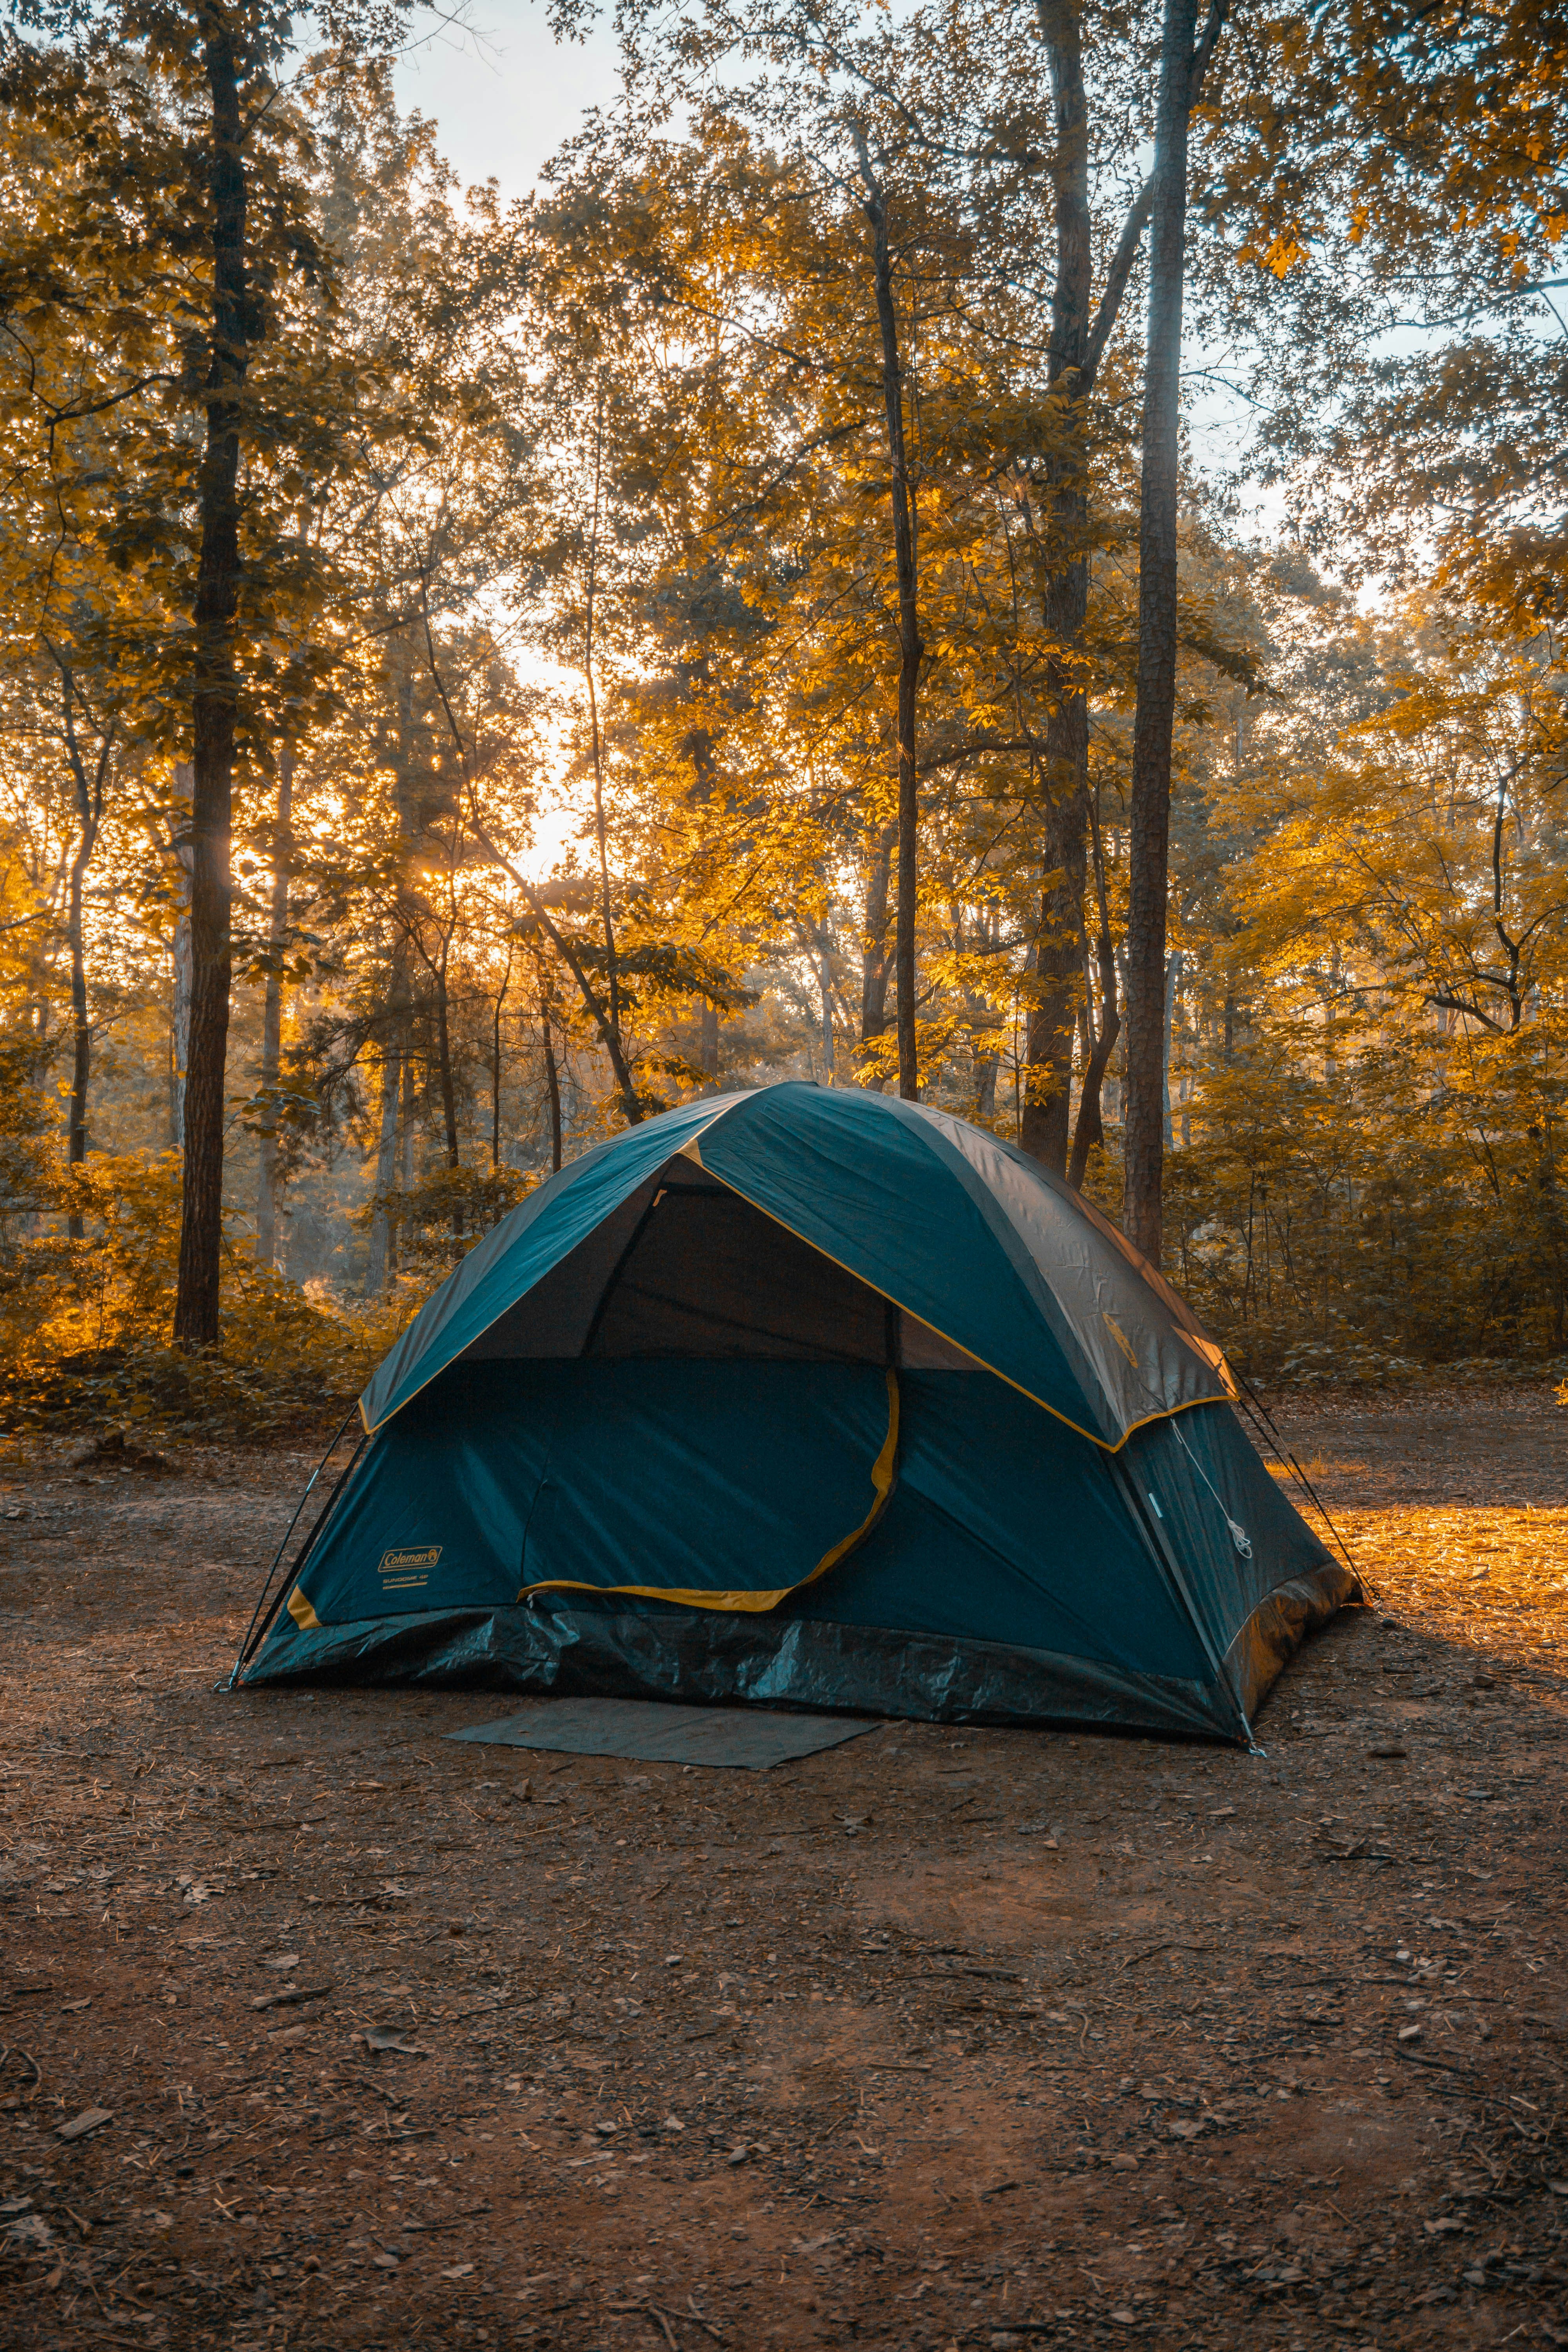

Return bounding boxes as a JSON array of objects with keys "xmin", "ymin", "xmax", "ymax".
[{"xmin": 236, "ymin": 1083, "xmax": 1357, "ymax": 1740}]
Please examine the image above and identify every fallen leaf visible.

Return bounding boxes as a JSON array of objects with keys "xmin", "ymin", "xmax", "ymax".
[
  {"xmin": 1398, "ymin": 2024, "xmax": 1423, "ymax": 2042},
  {"xmin": 1423, "ymin": 2216, "xmax": 1466, "ymax": 2236},
  {"xmin": 362, "ymin": 2027, "xmax": 428, "ymax": 2056},
  {"xmin": 56, "ymin": 2107, "xmax": 113, "ymax": 2143},
  {"xmin": 263, "ymin": 1954, "xmax": 301, "ymax": 1972},
  {"xmin": 441, "ymin": 2263, "xmax": 475, "ymax": 2280},
  {"xmin": 250, "ymin": 1982, "xmax": 332, "ymax": 2012}
]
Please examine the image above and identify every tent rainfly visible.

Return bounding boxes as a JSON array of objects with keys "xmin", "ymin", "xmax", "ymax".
[{"xmin": 235, "ymin": 1084, "xmax": 1357, "ymax": 1740}]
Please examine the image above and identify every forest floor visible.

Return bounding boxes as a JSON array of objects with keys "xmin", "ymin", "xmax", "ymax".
[{"xmin": 2, "ymin": 1390, "xmax": 1566, "ymax": 2352}]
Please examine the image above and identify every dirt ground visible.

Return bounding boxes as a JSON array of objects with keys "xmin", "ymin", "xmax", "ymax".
[{"xmin": 2, "ymin": 1390, "xmax": 1566, "ymax": 2352}]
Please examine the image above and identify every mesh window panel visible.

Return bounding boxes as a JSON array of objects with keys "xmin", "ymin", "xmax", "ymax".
[{"xmin": 588, "ymin": 1186, "xmax": 889, "ymax": 1361}]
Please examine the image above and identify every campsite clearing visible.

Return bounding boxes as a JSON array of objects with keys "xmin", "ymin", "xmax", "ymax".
[{"xmin": 1, "ymin": 1387, "xmax": 1565, "ymax": 2352}]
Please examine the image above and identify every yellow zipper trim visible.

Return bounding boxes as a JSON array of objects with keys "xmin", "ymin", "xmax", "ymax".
[{"xmin": 516, "ymin": 1367, "xmax": 900, "ymax": 1614}]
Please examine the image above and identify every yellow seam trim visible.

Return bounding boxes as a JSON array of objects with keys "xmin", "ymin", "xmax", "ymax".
[
  {"xmin": 518, "ymin": 1368, "xmax": 900, "ymax": 1613},
  {"xmin": 287, "ymin": 1586, "xmax": 321, "ymax": 1632}
]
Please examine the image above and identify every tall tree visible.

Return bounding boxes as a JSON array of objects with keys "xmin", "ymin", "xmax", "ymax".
[
  {"xmin": 851, "ymin": 127, "xmax": 924, "ymax": 1100},
  {"xmin": 1123, "ymin": 0, "xmax": 1228, "ymax": 1261}
]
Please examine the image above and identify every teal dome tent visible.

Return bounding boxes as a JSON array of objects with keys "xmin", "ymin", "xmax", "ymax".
[{"xmin": 236, "ymin": 1084, "xmax": 1356, "ymax": 1740}]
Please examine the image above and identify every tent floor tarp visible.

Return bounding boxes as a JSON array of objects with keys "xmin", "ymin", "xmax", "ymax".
[{"xmin": 448, "ymin": 1697, "xmax": 879, "ymax": 1768}]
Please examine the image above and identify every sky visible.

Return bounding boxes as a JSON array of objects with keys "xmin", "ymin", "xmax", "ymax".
[
  {"xmin": 394, "ymin": 2, "xmax": 622, "ymax": 203},
  {"xmin": 392, "ymin": 8, "xmax": 628, "ymax": 869}
]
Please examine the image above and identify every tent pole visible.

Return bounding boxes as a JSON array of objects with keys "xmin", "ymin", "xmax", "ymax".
[{"xmin": 220, "ymin": 1406, "xmax": 364, "ymax": 1689}]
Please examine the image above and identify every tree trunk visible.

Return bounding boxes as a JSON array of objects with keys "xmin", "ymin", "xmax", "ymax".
[
  {"xmin": 541, "ymin": 1005, "xmax": 563, "ymax": 1172},
  {"xmin": 1123, "ymin": 0, "xmax": 1201, "ymax": 1267},
  {"xmin": 1068, "ymin": 922, "xmax": 1122, "ymax": 1190},
  {"xmin": 1019, "ymin": 701, "xmax": 1087, "ymax": 1169},
  {"xmin": 65, "ymin": 837, "xmax": 91, "ymax": 1241},
  {"xmin": 256, "ymin": 748, "xmax": 292, "ymax": 1270},
  {"xmin": 366, "ymin": 1031, "xmax": 402, "ymax": 1294},
  {"xmin": 174, "ymin": 23, "xmax": 250, "ymax": 1348},
  {"xmin": 55, "ymin": 664, "xmax": 107, "ymax": 1243},
  {"xmin": 1019, "ymin": 1, "xmax": 1093, "ymax": 1173},
  {"xmin": 855, "ymin": 130, "xmax": 923, "ymax": 1102},
  {"xmin": 433, "ymin": 938, "xmax": 462, "ymax": 1236},
  {"xmin": 1067, "ymin": 788, "xmax": 1120, "ymax": 1185},
  {"xmin": 1161, "ymin": 947, "xmax": 1184, "ymax": 1149},
  {"xmin": 860, "ymin": 819, "xmax": 896, "ymax": 1048},
  {"xmin": 400, "ymin": 1048, "xmax": 416, "ymax": 1190},
  {"xmin": 169, "ymin": 763, "xmax": 194, "ymax": 1152},
  {"xmin": 491, "ymin": 942, "xmax": 512, "ymax": 1170},
  {"xmin": 583, "ymin": 380, "xmax": 628, "ymax": 1092}
]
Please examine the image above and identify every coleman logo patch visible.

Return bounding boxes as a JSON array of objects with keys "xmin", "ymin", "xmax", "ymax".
[
  {"xmin": 1101, "ymin": 1312, "xmax": 1139, "ymax": 1370},
  {"xmin": 379, "ymin": 1545, "xmax": 441, "ymax": 1588}
]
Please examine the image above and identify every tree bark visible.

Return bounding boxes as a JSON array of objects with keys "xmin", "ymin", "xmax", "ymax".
[
  {"xmin": 583, "ymin": 379, "xmax": 629, "ymax": 1090},
  {"xmin": 256, "ymin": 748, "xmax": 292, "ymax": 1270},
  {"xmin": 169, "ymin": 780, "xmax": 193, "ymax": 1153},
  {"xmin": 541, "ymin": 1003, "xmax": 563, "ymax": 1172},
  {"xmin": 366, "ymin": 1029, "xmax": 402, "ymax": 1293},
  {"xmin": 174, "ymin": 22, "xmax": 250, "ymax": 1347},
  {"xmin": 1067, "ymin": 786, "xmax": 1120, "ymax": 1185},
  {"xmin": 1124, "ymin": 0, "xmax": 1201, "ymax": 1267},
  {"xmin": 1018, "ymin": 0, "xmax": 1093, "ymax": 1173},
  {"xmin": 53, "ymin": 659, "xmax": 109, "ymax": 1241},
  {"xmin": 1068, "ymin": 918, "xmax": 1122, "ymax": 1192},
  {"xmin": 433, "ymin": 933, "xmax": 462, "ymax": 1232},
  {"xmin": 854, "ymin": 129, "xmax": 923, "ymax": 1102},
  {"xmin": 860, "ymin": 819, "xmax": 896, "ymax": 1047},
  {"xmin": 491, "ymin": 940, "xmax": 512, "ymax": 1170},
  {"xmin": 1161, "ymin": 946, "xmax": 1184, "ymax": 1150}
]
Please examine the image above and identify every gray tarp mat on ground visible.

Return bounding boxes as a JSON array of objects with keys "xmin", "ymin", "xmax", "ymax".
[{"xmin": 446, "ymin": 1696, "xmax": 879, "ymax": 1768}]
